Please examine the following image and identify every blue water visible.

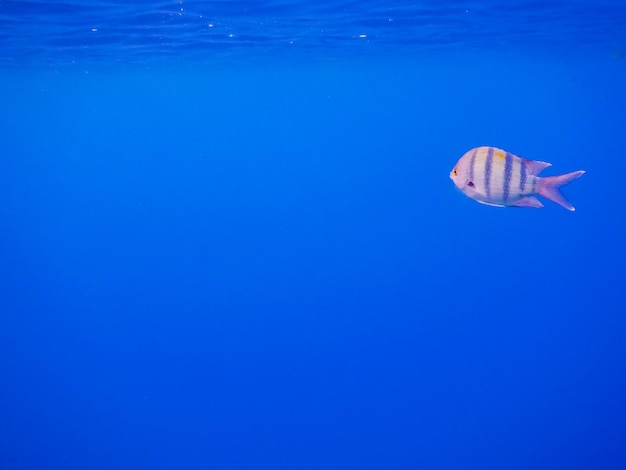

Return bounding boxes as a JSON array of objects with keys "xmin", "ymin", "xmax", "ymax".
[{"xmin": 1, "ymin": 1, "xmax": 626, "ymax": 469}]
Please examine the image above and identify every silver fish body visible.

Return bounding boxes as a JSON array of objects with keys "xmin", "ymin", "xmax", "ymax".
[{"xmin": 450, "ymin": 146, "xmax": 585, "ymax": 211}]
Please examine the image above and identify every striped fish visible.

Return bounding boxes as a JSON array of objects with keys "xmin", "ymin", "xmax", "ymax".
[{"xmin": 450, "ymin": 146, "xmax": 585, "ymax": 211}]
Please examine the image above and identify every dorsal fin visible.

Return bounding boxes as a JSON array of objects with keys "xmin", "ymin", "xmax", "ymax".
[{"xmin": 523, "ymin": 158, "xmax": 552, "ymax": 176}]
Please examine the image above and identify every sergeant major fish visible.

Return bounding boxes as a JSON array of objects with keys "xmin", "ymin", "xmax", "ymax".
[{"xmin": 450, "ymin": 146, "xmax": 585, "ymax": 211}]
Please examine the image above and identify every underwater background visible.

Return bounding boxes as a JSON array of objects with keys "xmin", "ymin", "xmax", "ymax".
[{"xmin": 1, "ymin": 1, "xmax": 626, "ymax": 469}]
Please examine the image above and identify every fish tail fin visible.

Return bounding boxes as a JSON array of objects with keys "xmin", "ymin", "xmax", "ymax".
[{"xmin": 537, "ymin": 170, "xmax": 585, "ymax": 211}]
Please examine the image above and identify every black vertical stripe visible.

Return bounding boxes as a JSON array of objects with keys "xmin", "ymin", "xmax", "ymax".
[
  {"xmin": 485, "ymin": 147, "xmax": 493, "ymax": 198},
  {"xmin": 503, "ymin": 152, "xmax": 513, "ymax": 202},
  {"xmin": 469, "ymin": 148, "xmax": 477, "ymax": 183},
  {"xmin": 520, "ymin": 160, "xmax": 527, "ymax": 193}
]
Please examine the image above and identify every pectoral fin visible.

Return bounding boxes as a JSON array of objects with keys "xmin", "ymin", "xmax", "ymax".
[{"xmin": 476, "ymin": 200, "xmax": 505, "ymax": 208}]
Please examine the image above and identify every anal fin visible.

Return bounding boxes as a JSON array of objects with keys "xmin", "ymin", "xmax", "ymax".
[{"xmin": 512, "ymin": 196, "xmax": 544, "ymax": 208}]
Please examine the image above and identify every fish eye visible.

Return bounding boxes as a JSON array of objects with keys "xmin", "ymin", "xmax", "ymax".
[{"xmin": 453, "ymin": 169, "xmax": 458, "ymax": 176}]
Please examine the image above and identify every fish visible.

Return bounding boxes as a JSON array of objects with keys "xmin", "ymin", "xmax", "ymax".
[{"xmin": 450, "ymin": 146, "xmax": 585, "ymax": 211}]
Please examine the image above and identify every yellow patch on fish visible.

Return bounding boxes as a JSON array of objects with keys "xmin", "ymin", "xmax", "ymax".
[{"xmin": 494, "ymin": 151, "xmax": 505, "ymax": 159}]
